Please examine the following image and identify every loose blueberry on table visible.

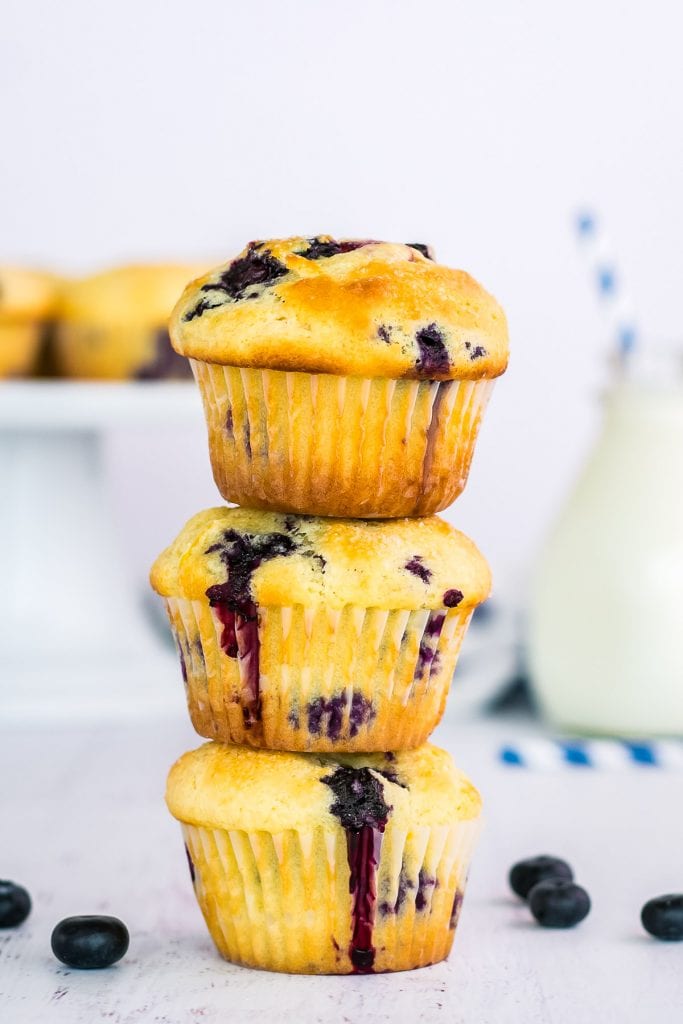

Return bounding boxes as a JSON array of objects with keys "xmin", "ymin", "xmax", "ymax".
[
  {"xmin": 528, "ymin": 879, "xmax": 591, "ymax": 928},
  {"xmin": 0, "ymin": 880, "xmax": 31, "ymax": 928},
  {"xmin": 641, "ymin": 894, "xmax": 683, "ymax": 941},
  {"xmin": 509, "ymin": 855, "xmax": 574, "ymax": 899},
  {"xmin": 51, "ymin": 915, "xmax": 130, "ymax": 969}
]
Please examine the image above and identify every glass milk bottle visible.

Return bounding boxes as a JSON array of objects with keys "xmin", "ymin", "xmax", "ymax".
[{"xmin": 529, "ymin": 351, "xmax": 683, "ymax": 735}]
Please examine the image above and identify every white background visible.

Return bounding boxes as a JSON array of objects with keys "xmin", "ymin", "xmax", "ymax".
[{"xmin": 3, "ymin": 0, "xmax": 683, "ymax": 587}]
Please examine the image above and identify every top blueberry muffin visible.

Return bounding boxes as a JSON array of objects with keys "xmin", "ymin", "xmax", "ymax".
[{"xmin": 170, "ymin": 237, "xmax": 509, "ymax": 380}]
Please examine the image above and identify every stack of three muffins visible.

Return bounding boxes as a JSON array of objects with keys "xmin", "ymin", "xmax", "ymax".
[{"xmin": 152, "ymin": 238, "xmax": 508, "ymax": 974}]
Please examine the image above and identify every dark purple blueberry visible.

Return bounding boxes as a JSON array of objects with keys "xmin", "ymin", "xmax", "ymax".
[
  {"xmin": 405, "ymin": 243, "xmax": 434, "ymax": 259},
  {"xmin": 51, "ymin": 916, "xmax": 129, "ymax": 969},
  {"xmin": 205, "ymin": 530, "xmax": 297, "ymax": 610},
  {"xmin": 0, "ymin": 880, "xmax": 31, "ymax": 928},
  {"xmin": 641, "ymin": 895, "xmax": 683, "ymax": 941},
  {"xmin": 376, "ymin": 768, "xmax": 407, "ymax": 790},
  {"xmin": 183, "ymin": 296, "xmax": 222, "ymax": 322},
  {"xmin": 528, "ymin": 880, "xmax": 590, "ymax": 928},
  {"xmin": 404, "ymin": 555, "xmax": 432, "ymax": 583},
  {"xmin": 135, "ymin": 328, "xmax": 192, "ymax": 380},
  {"xmin": 443, "ymin": 589, "xmax": 464, "ymax": 608},
  {"xmin": 377, "ymin": 324, "xmax": 392, "ymax": 343},
  {"xmin": 469, "ymin": 344, "xmax": 487, "ymax": 360},
  {"xmin": 509, "ymin": 855, "xmax": 574, "ymax": 899},
  {"xmin": 415, "ymin": 323, "xmax": 450, "ymax": 376},
  {"xmin": 203, "ymin": 245, "xmax": 289, "ymax": 301},
  {"xmin": 322, "ymin": 766, "xmax": 390, "ymax": 832},
  {"xmin": 297, "ymin": 237, "xmax": 373, "ymax": 260}
]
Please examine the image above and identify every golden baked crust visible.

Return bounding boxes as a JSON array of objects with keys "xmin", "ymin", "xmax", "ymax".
[
  {"xmin": 0, "ymin": 267, "xmax": 59, "ymax": 323},
  {"xmin": 166, "ymin": 741, "xmax": 481, "ymax": 833},
  {"xmin": 150, "ymin": 506, "xmax": 491, "ymax": 611},
  {"xmin": 59, "ymin": 263, "xmax": 206, "ymax": 327},
  {"xmin": 170, "ymin": 237, "xmax": 508, "ymax": 380}
]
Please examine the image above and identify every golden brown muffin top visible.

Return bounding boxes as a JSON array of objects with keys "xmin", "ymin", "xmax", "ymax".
[
  {"xmin": 166, "ymin": 741, "xmax": 481, "ymax": 833},
  {"xmin": 150, "ymin": 507, "xmax": 491, "ymax": 611},
  {"xmin": 0, "ymin": 267, "xmax": 60, "ymax": 322},
  {"xmin": 58, "ymin": 264, "xmax": 207, "ymax": 327},
  {"xmin": 170, "ymin": 237, "xmax": 508, "ymax": 380}
]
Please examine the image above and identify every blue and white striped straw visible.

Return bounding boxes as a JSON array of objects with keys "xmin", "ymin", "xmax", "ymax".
[
  {"xmin": 500, "ymin": 738, "xmax": 683, "ymax": 770},
  {"xmin": 575, "ymin": 210, "xmax": 638, "ymax": 367}
]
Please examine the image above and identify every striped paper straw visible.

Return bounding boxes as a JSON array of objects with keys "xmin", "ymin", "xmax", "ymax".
[
  {"xmin": 575, "ymin": 210, "xmax": 638, "ymax": 366},
  {"xmin": 500, "ymin": 738, "xmax": 683, "ymax": 770}
]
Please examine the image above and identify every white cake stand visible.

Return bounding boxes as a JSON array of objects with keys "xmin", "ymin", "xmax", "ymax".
[{"xmin": 0, "ymin": 380, "xmax": 203, "ymax": 721}]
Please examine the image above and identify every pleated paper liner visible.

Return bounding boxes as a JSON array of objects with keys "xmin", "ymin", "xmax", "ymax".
[
  {"xmin": 192, "ymin": 361, "xmax": 494, "ymax": 517},
  {"xmin": 165, "ymin": 597, "xmax": 474, "ymax": 751},
  {"xmin": 181, "ymin": 816, "xmax": 480, "ymax": 974}
]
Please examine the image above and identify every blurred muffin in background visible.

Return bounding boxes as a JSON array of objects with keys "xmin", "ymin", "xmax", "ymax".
[
  {"xmin": 55, "ymin": 264, "xmax": 205, "ymax": 380},
  {"xmin": 0, "ymin": 267, "xmax": 60, "ymax": 378}
]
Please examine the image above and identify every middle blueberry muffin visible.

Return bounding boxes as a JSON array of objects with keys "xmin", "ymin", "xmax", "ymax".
[{"xmin": 151, "ymin": 507, "xmax": 490, "ymax": 751}]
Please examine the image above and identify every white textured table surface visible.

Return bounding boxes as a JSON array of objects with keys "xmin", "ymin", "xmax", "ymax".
[{"xmin": 1, "ymin": 712, "xmax": 681, "ymax": 1024}]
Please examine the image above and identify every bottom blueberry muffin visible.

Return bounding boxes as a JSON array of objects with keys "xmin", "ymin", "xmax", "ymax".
[{"xmin": 166, "ymin": 742, "xmax": 481, "ymax": 974}]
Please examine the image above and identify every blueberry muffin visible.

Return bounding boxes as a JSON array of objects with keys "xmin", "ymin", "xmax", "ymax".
[
  {"xmin": 167, "ymin": 741, "xmax": 481, "ymax": 974},
  {"xmin": 150, "ymin": 507, "xmax": 490, "ymax": 751},
  {"xmin": 0, "ymin": 267, "xmax": 59, "ymax": 377},
  {"xmin": 54, "ymin": 264, "xmax": 206, "ymax": 379},
  {"xmin": 170, "ymin": 237, "xmax": 508, "ymax": 517}
]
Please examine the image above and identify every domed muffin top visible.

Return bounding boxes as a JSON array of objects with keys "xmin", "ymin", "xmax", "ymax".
[
  {"xmin": 150, "ymin": 506, "xmax": 491, "ymax": 611},
  {"xmin": 58, "ymin": 264, "xmax": 207, "ymax": 327},
  {"xmin": 166, "ymin": 741, "xmax": 481, "ymax": 833},
  {"xmin": 0, "ymin": 267, "xmax": 60, "ymax": 322},
  {"xmin": 170, "ymin": 237, "xmax": 508, "ymax": 380}
]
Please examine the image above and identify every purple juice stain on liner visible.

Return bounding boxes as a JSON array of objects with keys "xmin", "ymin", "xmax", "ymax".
[
  {"xmin": 378, "ymin": 867, "xmax": 414, "ymax": 916},
  {"xmin": 414, "ymin": 612, "xmax": 446, "ymax": 682},
  {"xmin": 414, "ymin": 870, "xmax": 438, "ymax": 912},
  {"xmin": 243, "ymin": 418, "xmax": 252, "ymax": 458},
  {"xmin": 322, "ymin": 766, "xmax": 391, "ymax": 973},
  {"xmin": 177, "ymin": 644, "xmax": 188, "ymax": 684},
  {"xmin": 205, "ymin": 529, "xmax": 299, "ymax": 726},
  {"xmin": 443, "ymin": 589, "xmax": 464, "ymax": 607},
  {"xmin": 415, "ymin": 323, "xmax": 450, "ymax": 377},
  {"xmin": 184, "ymin": 845, "xmax": 196, "ymax": 885},
  {"xmin": 225, "ymin": 408, "xmax": 234, "ymax": 438},
  {"xmin": 420, "ymin": 380, "xmax": 454, "ymax": 494},
  {"xmin": 135, "ymin": 328, "xmax": 193, "ymax": 380},
  {"xmin": 307, "ymin": 692, "xmax": 376, "ymax": 740},
  {"xmin": 405, "ymin": 555, "xmax": 432, "ymax": 583},
  {"xmin": 450, "ymin": 889, "xmax": 464, "ymax": 928}
]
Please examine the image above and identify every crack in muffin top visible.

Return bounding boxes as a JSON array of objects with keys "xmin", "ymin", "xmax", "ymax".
[{"xmin": 170, "ymin": 237, "xmax": 508, "ymax": 380}]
